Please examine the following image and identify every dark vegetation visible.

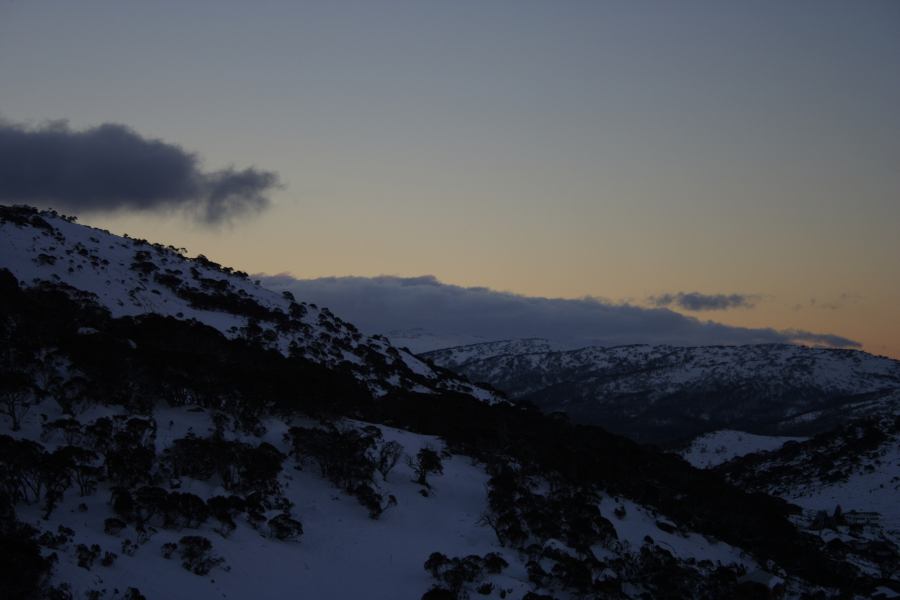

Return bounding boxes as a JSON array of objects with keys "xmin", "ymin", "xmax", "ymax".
[
  {"xmin": 286, "ymin": 424, "xmax": 398, "ymax": 518},
  {"xmin": 423, "ymin": 551, "xmax": 509, "ymax": 598},
  {"xmin": 0, "ymin": 508, "xmax": 54, "ymax": 600},
  {"xmin": 412, "ymin": 447, "xmax": 444, "ymax": 489}
]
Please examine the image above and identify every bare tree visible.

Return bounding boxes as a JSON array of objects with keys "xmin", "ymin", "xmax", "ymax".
[
  {"xmin": 0, "ymin": 371, "xmax": 36, "ymax": 431},
  {"xmin": 376, "ymin": 440, "xmax": 404, "ymax": 481}
]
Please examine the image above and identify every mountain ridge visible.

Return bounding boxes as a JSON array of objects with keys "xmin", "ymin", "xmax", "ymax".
[{"xmin": 422, "ymin": 338, "xmax": 900, "ymax": 443}]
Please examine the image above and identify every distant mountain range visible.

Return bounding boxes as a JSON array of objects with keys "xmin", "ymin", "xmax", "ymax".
[{"xmin": 422, "ymin": 338, "xmax": 900, "ymax": 443}]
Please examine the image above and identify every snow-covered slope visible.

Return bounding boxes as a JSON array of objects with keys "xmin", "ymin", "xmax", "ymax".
[
  {"xmin": 2, "ymin": 205, "xmax": 896, "ymax": 598},
  {"xmin": 423, "ymin": 339, "xmax": 900, "ymax": 442},
  {"xmin": 8, "ymin": 397, "xmax": 785, "ymax": 600},
  {"xmin": 420, "ymin": 338, "xmax": 557, "ymax": 369},
  {"xmin": 10, "ymin": 400, "xmax": 529, "ymax": 600},
  {"xmin": 0, "ymin": 205, "xmax": 497, "ymax": 402},
  {"xmin": 717, "ymin": 413, "xmax": 900, "ymax": 547},
  {"xmin": 679, "ymin": 430, "xmax": 808, "ymax": 469}
]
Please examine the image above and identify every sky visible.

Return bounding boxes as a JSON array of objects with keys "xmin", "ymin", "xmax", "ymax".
[{"xmin": 1, "ymin": 1, "xmax": 898, "ymax": 357}]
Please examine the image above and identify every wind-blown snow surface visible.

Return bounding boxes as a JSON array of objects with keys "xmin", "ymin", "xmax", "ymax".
[
  {"xmin": 0, "ymin": 207, "xmax": 497, "ymax": 402},
  {"xmin": 679, "ymin": 431, "xmax": 808, "ymax": 469}
]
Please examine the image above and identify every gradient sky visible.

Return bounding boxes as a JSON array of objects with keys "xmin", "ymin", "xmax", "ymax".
[{"xmin": 2, "ymin": 1, "xmax": 898, "ymax": 357}]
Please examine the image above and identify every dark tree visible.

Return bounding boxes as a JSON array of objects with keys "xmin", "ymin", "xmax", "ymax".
[
  {"xmin": 414, "ymin": 447, "xmax": 443, "ymax": 488},
  {"xmin": 377, "ymin": 440, "xmax": 404, "ymax": 481},
  {"xmin": 0, "ymin": 519, "xmax": 53, "ymax": 599},
  {"xmin": 0, "ymin": 371, "xmax": 35, "ymax": 431}
]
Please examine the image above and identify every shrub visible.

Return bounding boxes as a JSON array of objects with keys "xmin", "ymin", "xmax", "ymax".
[
  {"xmin": 160, "ymin": 542, "xmax": 177, "ymax": 559},
  {"xmin": 76, "ymin": 543, "xmax": 101, "ymax": 569},
  {"xmin": 377, "ymin": 440, "xmax": 404, "ymax": 481},
  {"xmin": 414, "ymin": 447, "xmax": 444, "ymax": 488},
  {"xmin": 104, "ymin": 517, "xmax": 127, "ymax": 536},
  {"xmin": 177, "ymin": 535, "xmax": 223, "ymax": 575},
  {"xmin": 423, "ymin": 551, "xmax": 507, "ymax": 598},
  {"xmin": 268, "ymin": 513, "xmax": 303, "ymax": 541},
  {"xmin": 121, "ymin": 539, "xmax": 139, "ymax": 556}
]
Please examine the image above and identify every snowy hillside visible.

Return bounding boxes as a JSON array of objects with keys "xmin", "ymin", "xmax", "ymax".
[
  {"xmin": 2, "ymin": 205, "xmax": 897, "ymax": 599},
  {"xmin": 7, "ymin": 396, "xmax": 787, "ymax": 600},
  {"xmin": 420, "ymin": 339, "xmax": 558, "ymax": 369},
  {"xmin": 423, "ymin": 339, "xmax": 900, "ymax": 442},
  {"xmin": 9, "ymin": 400, "xmax": 532, "ymax": 600},
  {"xmin": 0, "ymin": 206, "xmax": 496, "ymax": 403},
  {"xmin": 679, "ymin": 431, "xmax": 808, "ymax": 469},
  {"xmin": 717, "ymin": 413, "xmax": 900, "ymax": 548}
]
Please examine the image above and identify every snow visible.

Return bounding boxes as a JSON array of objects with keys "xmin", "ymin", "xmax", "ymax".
[
  {"xmin": 679, "ymin": 430, "xmax": 808, "ymax": 469},
  {"xmin": 18, "ymin": 418, "xmax": 527, "ymax": 599},
  {"xmin": 397, "ymin": 351, "xmax": 438, "ymax": 379},
  {"xmin": 421, "ymin": 339, "xmax": 558, "ymax": 368},
  {"xmin": 8, "ymin": 398, "xmax": 760, "ymax": 599},
  {"xmin": 785, "ymin": 440, "xmax": 900, "ymax": 544},
  {"xmin": 425, "ymin": 339, "xmax": 900, "ymax": 400},
  {"xmin": 597, "ymin": 496, "xmax": 756, "ymax": 568},
  {"xmin": 12, "ymin": 401, "xmax": 534, "ymax": 599}
]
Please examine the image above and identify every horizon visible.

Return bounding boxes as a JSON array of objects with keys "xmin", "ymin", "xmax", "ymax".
[{"xmin": 1, "ymin": 0, "xmax": 898, "ymax": 358}]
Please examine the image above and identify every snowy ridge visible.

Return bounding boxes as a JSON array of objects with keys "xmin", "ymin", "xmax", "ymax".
[
  {"xmin": 423, "ymin": 339, "xmax": 900, "ymax": 442},
  {"xmin": 420, "ymin": 338, "xmax": 558, "ymax": 369},
  {"xmin": 381, "ymin": 328, "xmax": 499, "ymax": 355},
  {"xmin": 0, "ymin": 206, "xmax": 498, "ymax": 403}
]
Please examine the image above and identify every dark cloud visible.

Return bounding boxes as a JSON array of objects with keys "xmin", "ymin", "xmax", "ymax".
[
  {"xmin": 261, "ymin": 274, "xmax": 861, "ymax": 351},
  {"xmin": 649, "ymin": 291, "xmax": 759, "ymax": 311},
  {"xmin": 0, "ymin": 119, "xmax": 280, "ymax": 223}
]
